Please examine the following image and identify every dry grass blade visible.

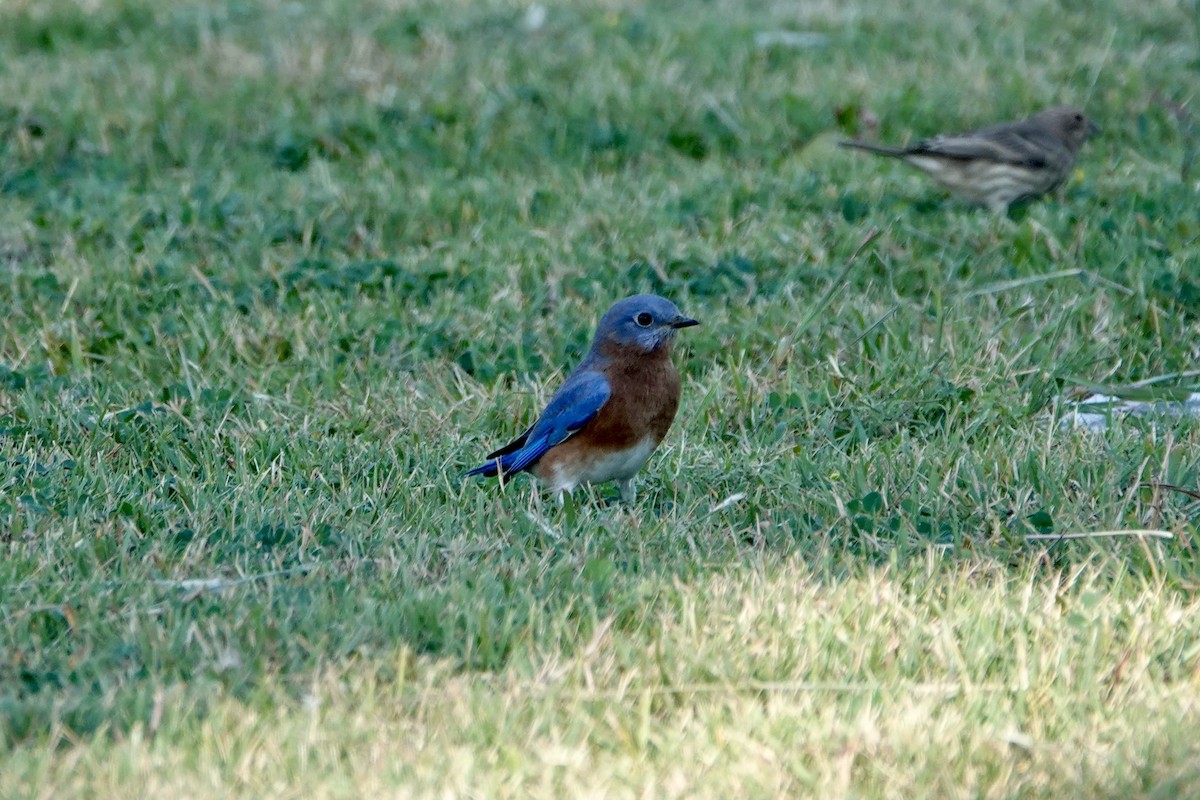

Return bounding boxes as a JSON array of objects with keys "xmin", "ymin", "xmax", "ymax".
[{"xmin": 1025, "ymin": 529, "xmax": 1174, "ymax": 541}]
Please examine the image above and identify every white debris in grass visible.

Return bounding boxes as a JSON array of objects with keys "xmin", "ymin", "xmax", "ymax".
[{"xmin": 1061, "ymin": 392, "xmax": 1200, "ymax": 432}]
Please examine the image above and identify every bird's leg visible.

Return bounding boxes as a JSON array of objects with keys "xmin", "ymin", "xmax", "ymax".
[{"xmin": 616, "ymin": 479, "xmax": 636, "ymax": 504}]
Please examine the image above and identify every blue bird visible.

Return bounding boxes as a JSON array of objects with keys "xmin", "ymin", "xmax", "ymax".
[{"xmin": 467, "ymin": 294, "xmax": 700, "ymax": 501}]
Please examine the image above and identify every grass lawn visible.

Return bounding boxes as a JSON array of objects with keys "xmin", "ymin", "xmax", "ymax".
[{"xmin": 1, "ymin": 0, "xmax": 1199, "ymax": 796}]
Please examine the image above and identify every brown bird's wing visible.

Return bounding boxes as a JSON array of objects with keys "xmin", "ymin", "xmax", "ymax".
[
  {"xmin": 908, "ymin": 121, "xmax": 1065, "ymax": 168},
  {"xmin": 842, "ymin": 120, "xmax": 1065, "ymax": 168}
]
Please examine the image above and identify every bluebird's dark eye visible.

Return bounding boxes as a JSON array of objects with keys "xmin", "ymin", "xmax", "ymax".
[{"xmin": 635, "ymin": 312, "xmax": 653, "ymax": 327}]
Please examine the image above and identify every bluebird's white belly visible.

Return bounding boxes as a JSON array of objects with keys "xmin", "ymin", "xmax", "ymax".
[{"xmin": 547, "ymin": 436, "xmax": 659, "ymax": 493}]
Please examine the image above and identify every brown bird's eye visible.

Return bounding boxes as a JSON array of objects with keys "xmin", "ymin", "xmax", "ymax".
[{"xmin": 635, "ymin": 312, "xmax": 653, "ymax": 327}]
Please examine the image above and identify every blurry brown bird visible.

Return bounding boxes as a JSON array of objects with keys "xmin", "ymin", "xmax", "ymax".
[{"xmin": 840, "ymin": 106, "xmax": 1100, "ymax": 212}]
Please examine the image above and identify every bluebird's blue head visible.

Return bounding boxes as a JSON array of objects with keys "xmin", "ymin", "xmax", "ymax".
[{"xmin": 591, "ymin": 294, "xmax": 699, "ymax": 354}]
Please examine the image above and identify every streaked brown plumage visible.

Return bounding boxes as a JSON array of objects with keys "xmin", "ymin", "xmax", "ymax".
[{"xmin": 840, "ymin": 106, "xmax": 1100, "ymax": 211}]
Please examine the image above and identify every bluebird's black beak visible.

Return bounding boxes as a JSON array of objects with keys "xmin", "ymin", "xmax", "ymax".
[
  {"xmin": 670, "ymin": 315, "xmax": 700, "ymax": 329},
  {"xmin": 1087, "ymin": 119, "xmax": 1101, "ymax": 138}
]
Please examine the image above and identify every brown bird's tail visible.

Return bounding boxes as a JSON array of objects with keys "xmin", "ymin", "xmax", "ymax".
[{"xmin": 838, "ymin": 140, "xmax": 909, "ymax": 158}]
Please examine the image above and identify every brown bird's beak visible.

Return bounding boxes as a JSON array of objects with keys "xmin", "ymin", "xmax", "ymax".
[{"xmin": 670, "ymin": 315, "xmax": 700, "ymax": 329}]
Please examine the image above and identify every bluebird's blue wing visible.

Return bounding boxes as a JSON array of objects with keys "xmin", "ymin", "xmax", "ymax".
[{"xmin": 467, "ymin": 370, "xmax": 611, "ymax": 478}]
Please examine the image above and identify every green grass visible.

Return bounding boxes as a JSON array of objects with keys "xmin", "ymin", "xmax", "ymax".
[{"xmin": 1, "ymin": 0, "xmax": 1199, "ymax": 796}]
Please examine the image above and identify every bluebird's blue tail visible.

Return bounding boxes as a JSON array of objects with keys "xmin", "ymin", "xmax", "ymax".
[{"xmin": 464, "ymin": 456, "xmax": 509, "ymax": 478}]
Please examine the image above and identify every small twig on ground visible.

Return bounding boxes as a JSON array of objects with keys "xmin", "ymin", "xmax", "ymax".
[
  {"xmin": 1141, "ymin": 482, "xmax": 1200, "ymax": 502},
  {"xmin": 145, "ymin": 566, "xmax": 316, "ymax": 597}
]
